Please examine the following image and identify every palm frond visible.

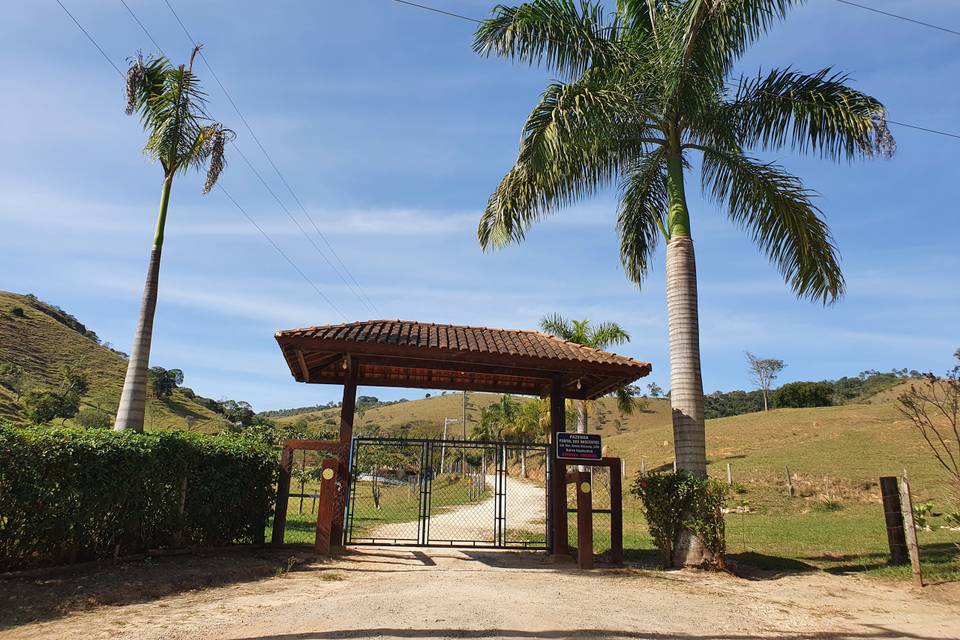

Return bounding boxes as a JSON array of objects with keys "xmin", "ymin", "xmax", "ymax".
[
  {"xmin": 701, "ymin": 148, "xmax": 845, "ymax": 304},
  {"xmin": 539, "ymin": 313, "xmax": 576, "ymax": 340},
  {"xmin": 478, "ymin": 77, "xmax": 649, "ymax": 249},
  {"xmin": 617, "ymin": 149, "xmax": 667, "ymax": 284},
  {"xmin": 731, "ymin": 67, "xmax": 895, "ymax": 160},
  {"xmin": 474, "ymin": 0, "xmax": 620, "ymax": 78},
  {"xmin": 589, "ymin": 321, "xmax": 630, "ymax": 349}
]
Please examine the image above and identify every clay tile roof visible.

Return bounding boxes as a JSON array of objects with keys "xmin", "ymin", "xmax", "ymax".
[{"xmin": 275, "ymin": 320, "xmax": 651, "ymax": 400}]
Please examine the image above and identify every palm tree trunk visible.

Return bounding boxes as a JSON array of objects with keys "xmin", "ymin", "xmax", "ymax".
[
  {"xmin": 114, "ymin": 175, "xmax": 172, "ymax": 432},
  {"xmin": 665, "ymin": 147, "xmax": 713, "ymax": 567}
]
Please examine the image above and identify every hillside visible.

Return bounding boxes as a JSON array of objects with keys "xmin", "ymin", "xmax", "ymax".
[{"xmin": 0, "ymin": 291, "xmax": 226, "ymax": 431}]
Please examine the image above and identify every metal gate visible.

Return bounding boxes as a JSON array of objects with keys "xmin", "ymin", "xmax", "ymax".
[{"xmin": 345, "ymin": 437, "xmax": 550, "ymax": 549}]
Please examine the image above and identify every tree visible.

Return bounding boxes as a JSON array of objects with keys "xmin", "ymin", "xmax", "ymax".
[
  {"xmin": 646, "ymin": 382, "xmax": 663, "ymax": 398},
  {"xmin": 897, "ymin": 351, "xmax": 960, "ymax": 506},
  {"xmin": 149, "ymin": 367, "xmax": 184, "ymax": 399},
  {"xmin": 773, "ymin": 381, "xmax": 832, "ymax": 408},
  {"xmin": 22, "ymin": 389, "xmax": 80, "ymax": 425},
  {"xmin": 0, "ymin": 363, "xmax": 25, "ymax": 400},
  {"xmin": 539, "ymin": 314, "xmax": 639, "ymax": 437},
  {"xmin": 114, "ymin": 47, "xmax": 233, "ymax": 432},
  {"xmin": 746, "ymin": 352, "xmax": 785, "ymax": 411},
  {"xmin": 474, "ymin": 1, "xmax": 891, "ymax": 491}
]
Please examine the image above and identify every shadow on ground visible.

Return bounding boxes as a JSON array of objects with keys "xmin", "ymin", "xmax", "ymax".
[{"xmin": 0, "ymin": 548, "xmax": 331, "ymax": 630}]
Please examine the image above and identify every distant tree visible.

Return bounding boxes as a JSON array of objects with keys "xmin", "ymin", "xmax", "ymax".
[
  {"xmin": 149, "ymin": 367, "xmax": 184, "ymax": 399},
  {"xmin": 76, "ymin": 407, "xmax": 112, "ymax": 429},
  {"xmin": 23, "ymin": 389, "xmax": 80, "ymax": 425},
  {"xmin": 704, "ymin": 389, "xmax": 765, "ymax": 419},
  {"xmin": 539, "ymin": 314, "xmax": 639, "ymax": 435},
  {"xmin": 897, "ymin": 350, "xmax": 960, "ymax": 505},
  {"xmin": 60, "ymin": 365, "xmax": 89, "ymax": 398},
  {"xmin": 746, "ymin": 352, "xmax": 785, "ymax": 411},
  {"xmin": 115, "ymin": 46, "xmax": 233, "ymax": 432},
  {"xmin": 10, "ymin": 307, "xmax": 25, "ymax": 318},
  {"xmin": 0, "ymin": 363, "xmax": 26, "ymax": 400},
  {"xmin": 425, "ymin": 393, "xmax": 431, "ymax": 399},
  {"xmin": 220, "ymin": 400, "xmax": 255, "ymax": 428},
  {"xmin": 774, "ymin": 382, "xmax": 833, "ymax": 409}
]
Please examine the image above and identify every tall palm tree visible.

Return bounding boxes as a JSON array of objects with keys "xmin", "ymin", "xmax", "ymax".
[
  {"xmin": 114, "ymin": 46, "xmax": 233, "ymax": 431},
  {"xmin": 539, "ymin": 314, "xmax": 638, "ymax": 438},
  {"xmin": 475, "ymin": 1, "xmax": 892, "ymax": 481}
]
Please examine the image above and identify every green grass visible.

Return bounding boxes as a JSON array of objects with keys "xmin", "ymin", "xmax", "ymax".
[
  {"xmin": 269, "ymin": 474, "xmax": 491, "ymax": 545},
  {"xmin": 0, "ymin": 290, "xmax": 225, "ymax": 431}
]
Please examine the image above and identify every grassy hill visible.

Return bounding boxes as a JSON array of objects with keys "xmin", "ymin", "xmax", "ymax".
[{"xmin": 0, "ymin": 291, "xmax": 226, "ymax": 431}]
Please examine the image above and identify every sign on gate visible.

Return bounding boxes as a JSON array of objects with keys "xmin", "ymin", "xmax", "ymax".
[{"xmin": 556, "ymin": 433, "xmax": 602, "ymax": 461}]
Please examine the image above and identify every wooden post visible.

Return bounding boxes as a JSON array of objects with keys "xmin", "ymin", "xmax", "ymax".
[
  {"xmin": 575, "ymin": 470, "xmax": 593, "ymax": 569},
  {"xmin": 314, "ymin": 457, "xmax": 339, "ymax": 555},
  {"xmin": 609, "ymin": 458, "xmax": 623, "ymax": 566},
  {"xmin": 726, "ymin": 463, "xmax": 733, "ymax": 486},
  {"xmin": 550, "ymin": 376, "xmax": 568, "ymax": 556},
  {"xmin": 785, "ymin": 466, "xmax": 794, "ymax": 497},
  {"xmin": 899, "ymin": 474, "xmax": 924, "ymax": 587},
  {"xmin": 272, "ymin": 446, "xmax": 294, "ymax": 546},
  {"xmin": 640, "ymin": 457, "xmax": 645, "ymax": 474},
  {"xmin": 330, "ymin": 359, "xmax": 358, "ymax": 550},
  {"xmin": 880, "ymin": 476, "xmax": 908, "ymax": 565}
]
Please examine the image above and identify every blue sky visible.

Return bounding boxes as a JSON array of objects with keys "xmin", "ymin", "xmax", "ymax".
[{"xmin": 1, "ymin": 1, "xmax": 957, "ymax": 411}]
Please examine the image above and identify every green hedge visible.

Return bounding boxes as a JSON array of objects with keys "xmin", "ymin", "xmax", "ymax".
[{"xmin": 0, "ymin": 425, "xmax": 277, "ymax": 571}]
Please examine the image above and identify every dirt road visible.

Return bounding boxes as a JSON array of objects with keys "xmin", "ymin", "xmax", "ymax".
[
  {"xmin": 372, "ymin": 475, "xmax": 546, "ymax": 542},
  {"xmin": 3, "ymin": 548, "xmax": 958, "ymax": 640}
]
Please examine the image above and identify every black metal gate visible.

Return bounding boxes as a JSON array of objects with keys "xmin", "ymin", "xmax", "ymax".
[{"xmin": 345, "ymin": 437, "xmax": 550, "ymax": 549}]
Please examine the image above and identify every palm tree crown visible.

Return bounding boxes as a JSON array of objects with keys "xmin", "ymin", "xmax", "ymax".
[{"xmin": 475, "ymin": 0, "xmax": 893, "ymax": 302}]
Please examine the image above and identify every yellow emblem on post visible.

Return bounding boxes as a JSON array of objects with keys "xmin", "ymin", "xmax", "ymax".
[
  {"xmin": 580, "ymin": 482, "xmax": 591, "ymax": 494},
  {"xmin": 322, "ymin": 468, "xmax": 335, "ymax": 481}
]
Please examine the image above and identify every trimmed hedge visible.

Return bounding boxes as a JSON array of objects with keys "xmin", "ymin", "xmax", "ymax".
[{"xmin": 0, "ymin": 425, "xmax": 277, "ymax": 571}]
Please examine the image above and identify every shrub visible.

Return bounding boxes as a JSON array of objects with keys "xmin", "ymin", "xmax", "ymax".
[
  {"xmin": 10, "ymin": 307, "xmax": 24, "ymax": 318},
  {"xmin": 75, "ymin": 407, "xmax": 112, "ymax": 429},
  {"xmin": 631, "ymin": 472, "xmax": 727, "ymax": 568},
  {"xmin": 0, "ymin": 425, "xmax": 277, "ymax": 570},
  {"xmin": 22, "ymin": 389, "xmax": 79, "ymax": 425},
  {"xmin": 774, "ymin": 381, "xmax": 833, "ymax": 408}
]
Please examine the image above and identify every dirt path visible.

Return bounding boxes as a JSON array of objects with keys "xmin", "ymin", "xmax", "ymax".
[
  {"xmin": 3, "ymin": 548, "xmax": 958, "ymax": 640},
  {"xmin": 372, "ymin": 475, "xmax": 546, "ymax": 542}
]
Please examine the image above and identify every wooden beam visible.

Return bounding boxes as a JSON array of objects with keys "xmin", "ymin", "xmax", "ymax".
[
  {"xmin": 550, "ymin": 375, "xmax": 568, "ymax": 556},
  {"xmin": 296, "ymin": 350, "xmax": 310, "ymax": 381}
]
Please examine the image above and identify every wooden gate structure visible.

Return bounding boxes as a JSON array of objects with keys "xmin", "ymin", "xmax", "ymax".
[{"xmin": 272, "ymin": 320, "xmax": 650, "ymax": 557}]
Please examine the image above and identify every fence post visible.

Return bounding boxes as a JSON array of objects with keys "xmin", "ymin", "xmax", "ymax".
[
  {"xmin": 726, "ymin": 463, "xmax": 733, "ymax": 486},
  {"xmin": 879, "ymin": 476, "xmax": 908, "ymax": 565},
  {"xmin": 899, "ymin": 473, "xmax": 924, "ymax": 587},
  {"xmin": 575, "ymin": 471, "xmax": 593, "ymax": 570},
  {"xmin": 784, "ymin": 466, "xmax": 794, "ymax": 497},
  {"xmin": 315, "ymin": 457, "xmax": 339, "ymax": 555}
]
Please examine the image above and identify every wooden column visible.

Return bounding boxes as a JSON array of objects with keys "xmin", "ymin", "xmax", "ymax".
[
  {"xmin": 575, "ymin": 470, "xmax": 593, "ymax": 569},
  {"xmin": 331, "ymin": 358, "xmax": 358, "ymax": 549},
  {"xmin": 314, "ymin": 457, "xmax": 339, "ymax": 555},
  {"xmin": 271, "ymin": 446, "xmax": 294, "ymax": 546},
  {"xmin": 609, "ymin": 458, "xmax": 623, "ymax": 566},
  {"xmin": 550, "ymin": 375, "xmax": 568, "ymax": 556},
  {"xmin": 880, "ymin": 476, "xmax": 908, "ymax": 565},
  {"xmin": 899, "ymin": 474, "xmax": 924, "ymax": 587}
]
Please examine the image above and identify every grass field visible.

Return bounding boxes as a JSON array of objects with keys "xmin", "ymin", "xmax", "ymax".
[{"xmin": 0, "ymin": 290, "xmax": 226, "ymax": 431}]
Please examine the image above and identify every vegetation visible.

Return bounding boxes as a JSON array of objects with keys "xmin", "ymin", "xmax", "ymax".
[
  {"xmin": 775, "ymin": 381, "xmax": 834, "ymax": 408},
  {"xmin": 473, "ymin": 1, "xmax": 893, "ymax": 516},
  {"xmin": 115, "ymin": 46, "xmax": 234, "ymax": 432},
  {"xmin": 746, "ymin": 352, "xmax": 784, "ymax": 411},
  {"xmin": 0, "ymin": 425, "xmax": 275, "ymax": 570},
  {"xmin": 632, "ymin": 472, "xmax": 727, "ymax": 568},
  {"xmin": 539, "ymin": 314, "xmax": 640, "ymax": 434}
]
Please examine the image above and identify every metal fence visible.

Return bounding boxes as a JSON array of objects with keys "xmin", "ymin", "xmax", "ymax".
[{"xmin": 345, "ymin": 437, "xmax": 550, "ymax": 549}]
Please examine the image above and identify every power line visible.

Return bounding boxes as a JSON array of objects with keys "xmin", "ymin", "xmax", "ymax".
[
  {"xmin": 390, "ymin": 0, "xmax": 482, "ymax": 24},
  {"xmin": 831, "ymin": 0, "xmax": 960, "ymax": 39},
  {"xmin": 119, "ymin": 0, "xmax": 165, "ymax": 55},
  {"xmin": 55, "ymin": 0, "xmax": 347, "ymax": 320},
  {"xmin": 162, "ymin": 0, "xmax": 383, "ymax": 318},
  {"xmin": 55, "ymin": 0, "xmax": 124, "ymax": 76},
  {"xmin": 218, "ymin": 186, "xmax": 348, "ymax": 320},
  {"xmin": 389, "ymin": 0, "xmax": 960, "ymax": 143}
]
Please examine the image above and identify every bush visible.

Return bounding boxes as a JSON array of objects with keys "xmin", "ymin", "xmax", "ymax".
[
  {"xmin": 0, "ymin": 425, "xmax": 277, "ymax": 570},
  {"xmin": 75, "ymin": 407, "xmax": 112, "ymax": 429},
  {"xmin": 774, "ymin": 381, "xmax": 834, "ymax": 408},
  {"xmin": 22, "ymin": 390, "xmax": 79, "ymax": 425},
  {"xmin": 631, "ymin": 472, "xmax": 727, "ymax": 568}
]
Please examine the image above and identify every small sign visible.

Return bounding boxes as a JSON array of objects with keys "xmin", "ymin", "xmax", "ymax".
[{"xmin": 556, "ymin": 432, "xmax": 602, "ymax": 461}]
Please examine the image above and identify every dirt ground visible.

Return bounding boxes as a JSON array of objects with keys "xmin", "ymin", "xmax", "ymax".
[{"xmin": 2, "ymin": 547, "xmax": 958, "ymax": 640}]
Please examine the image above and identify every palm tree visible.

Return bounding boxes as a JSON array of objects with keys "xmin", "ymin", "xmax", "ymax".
[
  {"xmin": 114, "ymin": 46, "xmax": 233, "ymax": 431},
  {"xmin": 540, "ymin": 314, "xmax": 639, "ymax": 440},
  {"xmin": 475, "ymin": 1, "xmax": 892, "ymax": 480}
]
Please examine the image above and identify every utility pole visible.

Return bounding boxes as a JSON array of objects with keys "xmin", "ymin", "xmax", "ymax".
[{"xmin": 440, "ymin": 417, "xmax": 459, "ymax": 473}]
